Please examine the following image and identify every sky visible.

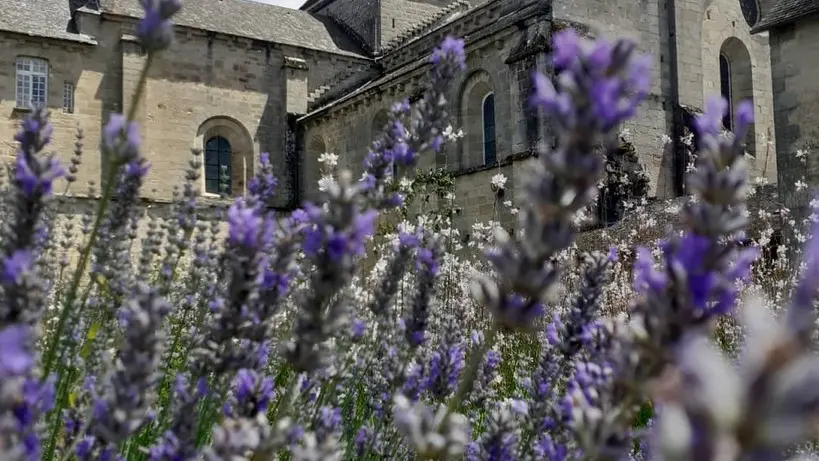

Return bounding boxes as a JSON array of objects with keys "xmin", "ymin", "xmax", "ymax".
[{"xmin": 253, "ymin": 0, "xmax": 306, "ymax": 8}]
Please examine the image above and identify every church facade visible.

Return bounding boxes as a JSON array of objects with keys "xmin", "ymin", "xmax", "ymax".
[{"xmin": 0, "ymin": 0, "xmax": 779, "ymax": 229}]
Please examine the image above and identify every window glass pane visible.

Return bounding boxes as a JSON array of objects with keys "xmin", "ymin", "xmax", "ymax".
[
  {"xmin": 205, "ymin": 148, "xmax": 219, "ymax": 166},
  {"xmin": 206, "ymin": 179, "xmax": 219, "ymax": 194},
  {"xmin": 218, "ymin": 137, "xmax": 230, "ymax": 151},
  {"xmin": 205, "ymin": 165, "xmax": 220, "ymax": 181},
  {"xmin": 219, "ymin": 150, "xmax": 231, "ymax": 166},
  {"xmin": 16, "ymin": 75, "xmax": 27, "ymax": 107},
  {"xmin": 719, "ymin": 55, "xmax": 732, "ymax": 131},
  {"xmin": 483, "ymin": 94, "xmax": 496, "ymax": 164},
  {"xmin": 63, "ymin": 82, "xmax": 74, "ymax": 113},
  {"xmin": 32, "ymin": 75, "xmax": 46, "ymax": 107}
]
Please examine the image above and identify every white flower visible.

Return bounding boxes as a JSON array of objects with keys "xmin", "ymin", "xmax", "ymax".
[
  {"xmin": 661, "ymin": 134, "xmax": 673, "ymax": 145},
  {"xmin": 491, "ymin": 174, "xmax": 507, "ymax": 190},
  {"xmin": 318, "ymin": 176, "xmax": 336, "ymax": 192},
  {"xmin": 400, "ymin": 177, "xmax": 414, "ymax": 189},
  {"xmin": 796, "ymin": 180, "xmax": 808, "ymax": 192},
  {"xmin": 443, "ymin": 125, "xmax": 465, "ymax": 141},
  {"xmin": 503, "ymin": 200, "xmax": 512, "ymax": 207},
  {"xmin": 795, "ymin": 149, "xmax": 806, "ymax": 159},
  {"xmin": 318, "ymin": 152, "xmax": 339, "ymax": 167},
  {"xmin": 621, "ymin": 127, "xmax": 632, "ymax": 141}
]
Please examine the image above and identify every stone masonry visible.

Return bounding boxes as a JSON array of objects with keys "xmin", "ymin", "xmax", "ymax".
[
  {"xmin": 0, "ymin": 0, "xmax": 788, "ymax": 241},
  {"xmin": 752, "ymin": 1, "xmax": 819, "ymax": 229}
]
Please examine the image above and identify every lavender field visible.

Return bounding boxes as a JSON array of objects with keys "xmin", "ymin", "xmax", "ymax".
[{"xmin": 4, "ymin": 1, "xmax": 819, "ymax": 460}]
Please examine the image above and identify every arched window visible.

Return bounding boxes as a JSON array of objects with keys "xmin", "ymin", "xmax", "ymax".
[
  {"xmin": 205, "ymin": 136, "xmax": 232, "ymax": 194},
  {"xmin": 740, "ymin": 0, "xmax": 760, "ymax": 27},
  {"xmin": 719, "ymin": 53, "xmax": 733, "ymax": 131},
  {"xmin": 482, "ymin": 93, "xmax": 496, "ymax": 165},
  {"xmin": 719, "ymin": 38, "xmax": 755, "ymax": 156},
  {"xmin": 460, "ymin": 70, "xmax": 497, "ymax": 168}
]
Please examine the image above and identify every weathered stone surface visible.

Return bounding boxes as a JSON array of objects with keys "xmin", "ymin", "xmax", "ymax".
[{"xmin": 0, "ymin": 0, "xmax": 781, "ymax": 231}]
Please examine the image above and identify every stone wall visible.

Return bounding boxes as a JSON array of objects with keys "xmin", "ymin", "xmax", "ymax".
[
  {"xmin": 0, "ymin": 34, "xmax": 110, "ymax": 194},
  {"xmin": 380, "ymin": 0, "xmax": 443, "ymax": 46},
  {"xmin": 1, "ymin": 14, "xmax": 366, "ymax": 209},
  {"xmin": 318, "ymin": 0, "xmax": 380, "ymax": 51},
  {"xmin": 551, "ymin": 0, "xmax": 777, "ymax": 194},
  {"xmin": 301, "ymin": 0, "xmax": 543, "ymax": 224},
  {"xmin": 700, "ymin": 0, "xmax": 777, "ymax": 181},
  {"xmin": 768, "ymin": 16, "xmax": 819, "ymax": 225}
]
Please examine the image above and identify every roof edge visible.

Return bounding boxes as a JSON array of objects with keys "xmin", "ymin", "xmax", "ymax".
[
  {"xmin": 97, "ymin": 10, "xmax": 372, "ymax": 60},
  {"xmin": 301, "ymin": 0, "xmax": 338, "ymax": 12},
  {"xmin": 751, "ymin": 5, "xmax": 819, "ymax": 33},
  {"xmin": 0, "ymin": 28, "xmax": 97, "ymax": 45}
]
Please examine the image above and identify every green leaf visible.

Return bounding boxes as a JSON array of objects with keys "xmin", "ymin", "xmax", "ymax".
[{"xmin": 80, "ymin": 322, "xmax": 100, "ymax": 359}]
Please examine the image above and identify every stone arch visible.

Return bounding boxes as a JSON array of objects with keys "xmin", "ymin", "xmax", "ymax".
[
  {"xmin": 459, "ymin": 70, "xmax": 496, "ymax": 168},
  {"xmin": 720, "ymin": 37, "xmax": 756, "ymax": 155},
  {"xmin": 304, "ymin": 134, "xmax": 326, "ymax": 201},
  {"xmin": 194, "ymin": 116, "xmax": 254, "ymax": 196}
]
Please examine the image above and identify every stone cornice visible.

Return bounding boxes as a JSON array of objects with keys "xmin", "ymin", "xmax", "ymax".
[
  {"xmin": 298, "ymin": 17, "xmax": 528, "ymax": 125},
  {"xmin": 378, "ymin": 0, "xmax": 548, "ymax": 71},
  {"xmin": 99, "ymin": 12, "xmax": 372, "ymax": 62},
  {"xmin": 450, "ymin": 150, "xmax": 534, "ymax": 178},
  {"xmin": 0, "ymin": 30, "xmax": 97, "ymax": 47}
]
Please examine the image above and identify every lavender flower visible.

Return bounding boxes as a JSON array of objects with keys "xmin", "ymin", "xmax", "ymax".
[
  {"xmin": 473, "ymin": 31, "xmax": 649, "ymax": 331},
  {"xmin": 285, "ymin": 171, "xmax": 375, "ymax": 372},
  {"xmin": 203, "ymin": 414, "xmax": 270, "ymax": 461},
  {"xmin": 627, "ymin": 97, "xmax": 759, "ymax": 374},
  {"xmin": 469, "ymin": 400, "xmax": 526, "ymax": 461},
  {"xmin": 224, "ymin": 369, "xmax": 275, "ymax": 418},
  {"xmin": 102, "ymin": 114, "xmax": 142, "ymax": 164},
  {"xmin": 367, "ymin": 229, "xmax": 419, "ymax": 319},
  {"xmin": 149, "ymin": 375, "xmax": 206, "ymax": 461},
  {"xmin": 393, "ymin": 394, "xmax": 470, "ymax": 459},
  {"xmin": 90, "ymin": 283, "xmax": 170, "ymax": 446},
  {"xmin": 652, "ymin": 226, "xmax": 819, "ymax": 460},
  {"xmin": 548, "ymin": 251, "xmax": 613, "ymax": 358},
  {"xmin": 404, "ymin": 231, "xmax": 444, "ymax": 347},
  {"xmin": 362, "ymin": 37, "xmax": 465, "ymax": 210},
  {"xmin": 137, "ymin": 0, "xmax": 181, "ymax": 51}
]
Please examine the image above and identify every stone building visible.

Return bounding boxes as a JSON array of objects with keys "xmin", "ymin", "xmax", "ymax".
[
  {"xmin": 0, "ymin": 0, "xmax": 778, "ymax": 230},
  {"xmin": 752, "ymin": 0, "xmax": 819, "ymax": 225}
]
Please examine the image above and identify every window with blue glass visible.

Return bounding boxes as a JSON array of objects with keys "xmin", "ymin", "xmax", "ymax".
[
  {"xmin": 483, "ymin": 93, "xmax": 496, "ymax": 164},
  {"xmin": 740, "ymin": 0, "xmax": 759, "ymax": 27},
  {"xmin": 719, "ymin": 54, "xmax": 732, "ymax": 131},
  {"xmin": 205, "ymin": 136, "xmax": 231, "ymax": 194}
]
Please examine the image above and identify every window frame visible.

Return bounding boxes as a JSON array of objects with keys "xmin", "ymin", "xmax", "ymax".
[
  {"xmin": 482, "ymin": 92, "xmax": 497, "ymax": 165},
  {"xmin": 204, "ymin": 136, "xmax": 232, "ymax": 195},
  {"xmin": 740, "ymin": 0, "xmax": 760, "ymax": 27},
  {"xmin": 15, "ymin": 57, "xmax": 49, "ymax": 109},
  {"xmin": 719, "ymin": 53, "xmax": 733, "ymax": 132},
  {"xmin": 63, "ymin": 81, "xmax": 75, "ymax": 114}
]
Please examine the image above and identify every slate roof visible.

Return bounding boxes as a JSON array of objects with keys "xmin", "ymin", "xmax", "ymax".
[
  {"xmin": 752, "ymin": 0, "xmax": 819, "ymax": 32},
  {"xmin": 99, "ymin": 0, "xmax": 368, "ymax": 57},
  {"xmin": 380, "ymin": 0, "xmax": 470, "ymax": 54},
  {"xmin": 0, "ymin": 0, "xmax": 96, "ymax": 43},
  {"xmin": 299, "ymin": 55, "xmax": 429, "ymax": 121}
]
